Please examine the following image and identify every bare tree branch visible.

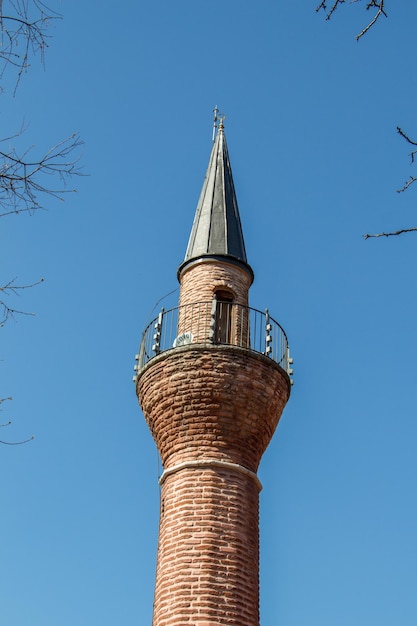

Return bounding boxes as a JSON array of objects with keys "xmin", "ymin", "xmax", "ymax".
[
  {"xmin": 0, "ymin": 5, "xmax": 84, "ymax": 438},
  {"xmin": 0, "ymin": 418, "xmax": 34, "ymax": 444},
  {"xmin": 364, "ymin": 227, "xmax": 417, "ymax": 239},
  {"xmin": 0, "ymin": 4, "xmax": 85, "ymax": 216},
  {"xmin": 0, "ymin": 129, "xmax": 84, "ymax": 216},
  {"xmin": 0, "ymin": 402, "xmax": 33, "ymax": 444},
  {"xmin": 0, "ymin": 276, "xmax": 44, "ymax": 326},
  {"xmin": 394, "ymin": 128, "xmax": 417, "ymax": 193},
  {"xmin": 396, "ymin": 176, "xmax": 417, "ymax": 194},
  {"xmin": 0, "ymin": 0, "xmax": 61, "ymax": 94},
  {"xmin": 316, "ymin": 0, "xmax": 387, "ymax": 40},
  {"xmin": 362, "ymin": 126, "xmax": 417, "ymax": 238},
  {"xmin": 0, "ymin": 435, "xmax": 34, "ymax": 444},
  {"xmin": 355, "ymin": 1, "xmax": 387, "ymax": 40},
  {"xmin": 316, "ymin": 0, "xmax": 346, "ymax": 22},
  {"xmin": 397, "ymin": 127, "xmax": 417, "ymax": 164}
]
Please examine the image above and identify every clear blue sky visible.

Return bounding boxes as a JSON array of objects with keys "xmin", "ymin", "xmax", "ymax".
[{"xmin": 2, "ymin": 1, "xmax": 417, "ymax": 624}]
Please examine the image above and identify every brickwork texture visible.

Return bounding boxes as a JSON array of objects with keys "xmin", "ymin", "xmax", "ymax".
[
  {"xmin": 138, "ymin": 345, "xmax": 290, "ymax": 626},
  {"xmin": 137, "ymin": 259, "xmax": 290, "ymax": 626},
  {"xmin": 179, "ymin": 261, "xmax": 252, "ymax": 309}
]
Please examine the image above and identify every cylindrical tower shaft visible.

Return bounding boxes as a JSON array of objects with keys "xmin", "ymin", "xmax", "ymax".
[
  {"xmin": 154, "ymin": 467, "xmax": 260, "ymax": 626},
  {"xmin": 137, "ymin": 345, "xmax": 290, "ymax": 626}
]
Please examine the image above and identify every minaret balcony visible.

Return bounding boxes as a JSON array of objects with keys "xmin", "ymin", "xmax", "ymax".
[{"xmin": 133, "ymin": 301, "xmax": 293, "ymax": 380}]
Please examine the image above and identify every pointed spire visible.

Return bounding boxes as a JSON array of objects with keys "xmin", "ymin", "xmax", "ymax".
[{"xmin": 178, "ymin": 117, "xmax": 254, "ymax": 282}]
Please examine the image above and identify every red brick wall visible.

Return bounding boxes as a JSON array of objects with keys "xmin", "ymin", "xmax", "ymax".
[
  {"xmin": 177, "ymin": 261, "xmax": 252, "ymax": 345},
  {"xmin": 138, "ymin": 347, "xmax": 290, "ymax": 472},
  {"xmin": 154, "ymin": 466, "xmax": 260, "ymax": 626},
  {"xmin": 137, "ymin": 346, "xmax": 290, "ymax": 626},
  {"xmin": 179, "ymin": 260, "xmax": 252, "ymax": 309}
]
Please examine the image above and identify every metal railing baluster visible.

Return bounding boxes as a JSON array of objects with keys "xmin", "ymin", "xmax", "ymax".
[{"xmin": 134, "ymin": 302, "xmax": 292, "ymax": 383}]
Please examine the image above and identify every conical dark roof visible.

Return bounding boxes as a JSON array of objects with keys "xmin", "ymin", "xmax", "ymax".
[{"xmin": 178, "ymin": 123, "xmax": 254, "ymax": 282}]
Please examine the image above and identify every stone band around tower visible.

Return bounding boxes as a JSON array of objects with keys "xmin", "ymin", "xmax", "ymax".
[{"xmin": 159, "ymin": 457, "xmax": 263, "ymax": 491}]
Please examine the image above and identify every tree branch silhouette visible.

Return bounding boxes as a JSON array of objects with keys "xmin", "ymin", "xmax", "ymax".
[
  {"xmin": 0, "ymin": 0, "xmax": 62, "ymax": 95},
  {"xmin": 0, "ymin": 2, "xmax": 84, "ymax": 433},
  {"xmin": 0, "ymin": 277, "xmax": 44, "ymax": 326},
  {"xmin": 396, "ymin": 127, "xmax": 417, "ymax": 194},
  {"xmin": 0, "ymin": 129, "xmax": 84, "ymax": 216},
  {"xmin": 316, "ymin": 3, "xmax": 417, "ymax": 239},
  {"xmin": 0, "ymin": 412, "xmax": 34, "ymax": 444},
  {"xmin": 316, "ymin": 0, "xmax": 387, "ymax": 40},
  {"xmin": 364, "ymin": 227, "xmax": 417, "ymax": 240},
  {"xmin": 363, "ymin": 128, "xmax": 417, "ymax": 238}
]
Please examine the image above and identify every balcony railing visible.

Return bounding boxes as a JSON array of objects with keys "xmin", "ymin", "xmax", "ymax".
[{"xmin": 133, "ymin": 301, "xmax": 293, "ymax": 379}]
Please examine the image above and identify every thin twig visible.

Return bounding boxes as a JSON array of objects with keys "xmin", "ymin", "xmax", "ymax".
[
  {"xmin": 395, "ymin": 127, "xmax": 417, "ymax": 192},
  {"xmin": 0, "ymin": 435, "xmax": 34, "ymax": 445},
  {"xmin": 0, "ymin": 0, "xmax": 62, "ymax": 94},
  {"xmin": 0, "ymin": 276, "xmax": 44, "ymax": 325},
  {"xmin": 316, "ymin": 0, "xmax": 387, "ymax": 40},
  {"xmin": 397, "ymin": 176, "xmax": 417, "ymax": 194},
  {"xmin": 0, "ymin": 415, "xmax": 34, "ymax": 444},
  {"xmin": 364, "ymin": 227, "xmax": 417, "ymax": 239},
  {"xmin": 316, "ymin": 0, "xmax": 346, "ymax": 21},
  {"xmin": 0, "ymin": 131, "xmax": 84, "ymax": 216},
  {"xmin": 397, "ymin": 127, "xmax": 417, "ymax": 164},
  {"xmin": 356, "ymin": 1, "xmax": 387, "ymax": 40}
]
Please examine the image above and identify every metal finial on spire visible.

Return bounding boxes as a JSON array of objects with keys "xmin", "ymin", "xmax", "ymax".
[
  {"xmin": 212, "ymin": 106, "xmax": 219, "ymax": 142},
  {"xmin": 212, "ymin": 106, "xmax": 226, "ymax": 141}
]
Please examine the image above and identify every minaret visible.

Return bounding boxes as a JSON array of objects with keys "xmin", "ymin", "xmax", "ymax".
[{"xmin": 134, "ymin": 116, "xmax": 292, "ymax": 626}]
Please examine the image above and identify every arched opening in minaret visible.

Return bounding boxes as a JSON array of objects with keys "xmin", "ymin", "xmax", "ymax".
[{"xmin": 213, "ymin": 289, "xmax": 234, "ymax": 344}]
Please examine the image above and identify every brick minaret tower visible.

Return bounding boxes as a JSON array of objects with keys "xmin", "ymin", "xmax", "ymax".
[{"xmin": 134, "ymin": 116, "xmax": 292, "ymax": 626}]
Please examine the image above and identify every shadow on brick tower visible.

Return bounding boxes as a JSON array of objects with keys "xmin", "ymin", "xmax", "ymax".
[{"xmin": 134, "ymin": 114, "xmax": 293, "ymax": 626}]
